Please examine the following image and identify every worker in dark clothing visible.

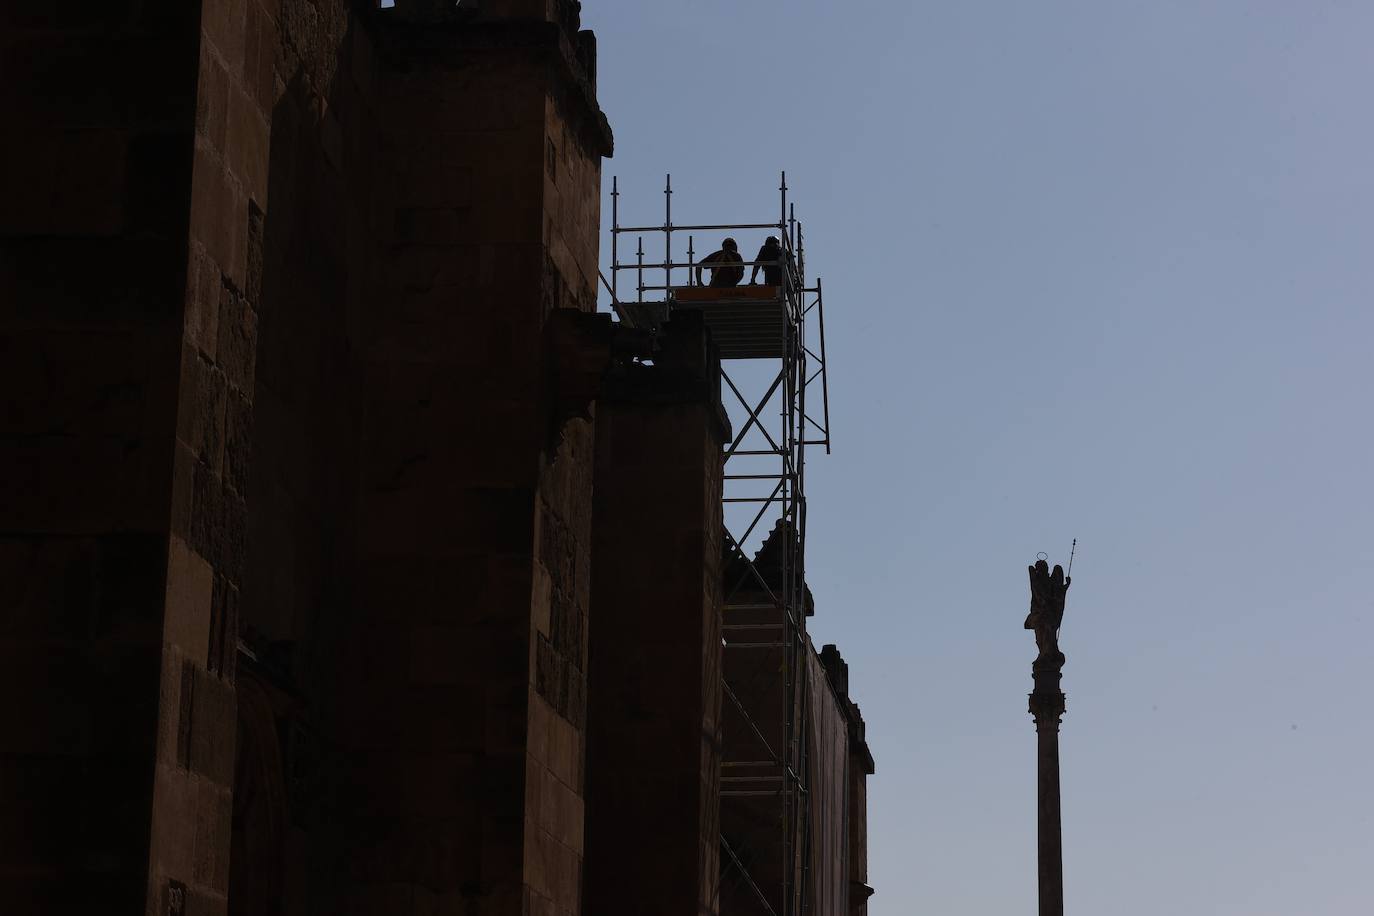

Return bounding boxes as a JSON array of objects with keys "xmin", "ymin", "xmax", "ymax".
[
  {"xmin": 750, "ymin": 235, "xmax": 785, "ymax": 287},
  {"xmin": 696, "ymin": 237, "xmax": 745, "ymax": 288}
]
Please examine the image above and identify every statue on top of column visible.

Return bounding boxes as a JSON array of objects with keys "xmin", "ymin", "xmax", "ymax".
[{"xmin": 1025, "ymin": 558, "xmax": 1070, "ymax": 668}]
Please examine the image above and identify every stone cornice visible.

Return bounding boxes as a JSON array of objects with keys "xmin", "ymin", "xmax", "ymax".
[{"xmin": 368, "ymin": 14, "xmax": 614, "ymax": 158}]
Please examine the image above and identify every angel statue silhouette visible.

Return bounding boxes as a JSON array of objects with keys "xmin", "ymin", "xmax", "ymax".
[{"xmin": 1025, "ymin": 558, "xmax": 1070, "ymax": 668}]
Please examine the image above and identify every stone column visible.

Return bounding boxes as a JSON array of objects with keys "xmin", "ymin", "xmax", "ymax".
[
  {"xmin": 1028, "ymin": 662, "xmax": 1065, "ymax": 916},
  {"xmin": 1025, "ymin": 558, "xmax": 1070, "ymax": 916}
]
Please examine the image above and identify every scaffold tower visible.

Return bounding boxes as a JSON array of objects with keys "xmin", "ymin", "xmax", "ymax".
[{"xmin": 602, "ymin": 173, "xmax": 833, "ymax": 916}]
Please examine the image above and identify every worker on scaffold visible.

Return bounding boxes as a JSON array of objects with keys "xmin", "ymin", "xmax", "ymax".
[
  {"xmin": 696, "ymin": 237, "xmax": 745, "ymax": 288},
  {"xmin": 749, "ymin": 235, "xmax": 785, "ymax": 287}
]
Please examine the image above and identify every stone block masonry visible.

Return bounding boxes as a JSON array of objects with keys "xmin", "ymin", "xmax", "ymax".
[
  {"xmin": 1, "ymin": 1, "xmax": 614, "ymax": 913},
  {"xmin": 583, "ymin": 314, "xmax": 731, "ymax": 916},
  {"xmin": 0, "ymin": 3, "xmax": 205, "ymax": 912}
]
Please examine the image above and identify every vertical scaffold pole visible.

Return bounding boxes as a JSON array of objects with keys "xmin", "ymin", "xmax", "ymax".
[
  {"xmin": 636, "ymin": 236, "xmax": 644, "ymax": 303},
  {"xmin": 780, "ymin": 171, "xmax": 789, "ymax": 254},
  {"xmin": 789, "ymin": 208, "xmax": 798, "ymax": 306},
  {"xmin": 816, "ymin": 277, "xmax": 831, "ymax": 454},
  {"xmin": 789, "ymin": 205, "xmax": 797, "ymax": 266},
  {"xmin": 611, "ymin": 176, "xmax": 619, "ymax": 303},
  {"xmin": 665, "ymin": 173, "xmax": 673, "ymax": 294}
]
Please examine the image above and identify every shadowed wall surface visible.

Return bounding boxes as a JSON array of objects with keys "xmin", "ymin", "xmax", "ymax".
[
  {"xmin": 1, "ymin": 2, "xmax": 614, "ymax": 913},
  {"xmin": 1, "ymin": 3, "xmax": 203, "ymax": 909},
  {"xmin": 584, "ymin": 315, "xmax": 728, "ymax": 916}
]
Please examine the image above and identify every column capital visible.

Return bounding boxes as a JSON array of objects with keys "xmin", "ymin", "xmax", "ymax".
[{"xmin": 1028, "ymin": 688, "xmax": 1066, "ymax": 725}]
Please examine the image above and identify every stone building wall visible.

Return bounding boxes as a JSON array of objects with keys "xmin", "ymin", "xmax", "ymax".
[
  {"xmin": 1, "ymin": 2, "xmax": 613, "ymax": 914},
  {"xmin": 1, "ymin": 4, "xmax": 205, "ymax": 910},
  {"xmin": 146, "ymin": 0, "xmax": 281, "ymax": 910},
  {"xmin": 819, "ymin": 644, "xmax": 876, "ymax": 916},
  {"xmin": 231, "ymin": 4, "xmax": 615, "ymax": 916},
  {"xmin": 1, "ymin": 4, "xmax": 873, "ymax": 916},
  {"xmin": 583, "ymin": 315, "xmax": 729, "ymax": 916}
]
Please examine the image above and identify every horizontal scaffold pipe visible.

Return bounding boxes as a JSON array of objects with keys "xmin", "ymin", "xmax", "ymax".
[
  {"xmin": 616, "ymin": 222, "xmax": 784, "ymax": 233},
  {"xmin": 616, "ymin": 258, "xmax": 793, "ymax": 270}
]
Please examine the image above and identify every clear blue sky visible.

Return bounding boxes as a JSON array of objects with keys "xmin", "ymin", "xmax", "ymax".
[{"xmin": 584, "ymin": 3, "xmax": 1374, "ymax": 913}]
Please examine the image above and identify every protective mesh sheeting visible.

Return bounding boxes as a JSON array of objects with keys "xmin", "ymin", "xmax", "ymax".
[{"xmin": 806, "ymin": 644, "xmax": 850, "ymax": 916}]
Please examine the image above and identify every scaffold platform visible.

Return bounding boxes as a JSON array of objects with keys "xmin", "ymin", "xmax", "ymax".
[{"xmin": 670, "ymin": 285, "xmax": 788, "ymax": 359}]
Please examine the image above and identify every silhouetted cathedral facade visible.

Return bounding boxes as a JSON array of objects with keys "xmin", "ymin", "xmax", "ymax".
[{"xmin": 0, "ymin": 3, "xmax": 873, "ymax": 915}]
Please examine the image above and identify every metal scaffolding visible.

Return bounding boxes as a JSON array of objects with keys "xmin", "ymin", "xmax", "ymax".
[{"xmin": 602, "ymin": 173, "xmax": 833, "ymax": 916}]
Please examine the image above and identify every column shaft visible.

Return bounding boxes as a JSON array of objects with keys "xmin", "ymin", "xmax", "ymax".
[{"xmin": 1035, "ymin": 713, "xmax": 1064, "ymax": 916}]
